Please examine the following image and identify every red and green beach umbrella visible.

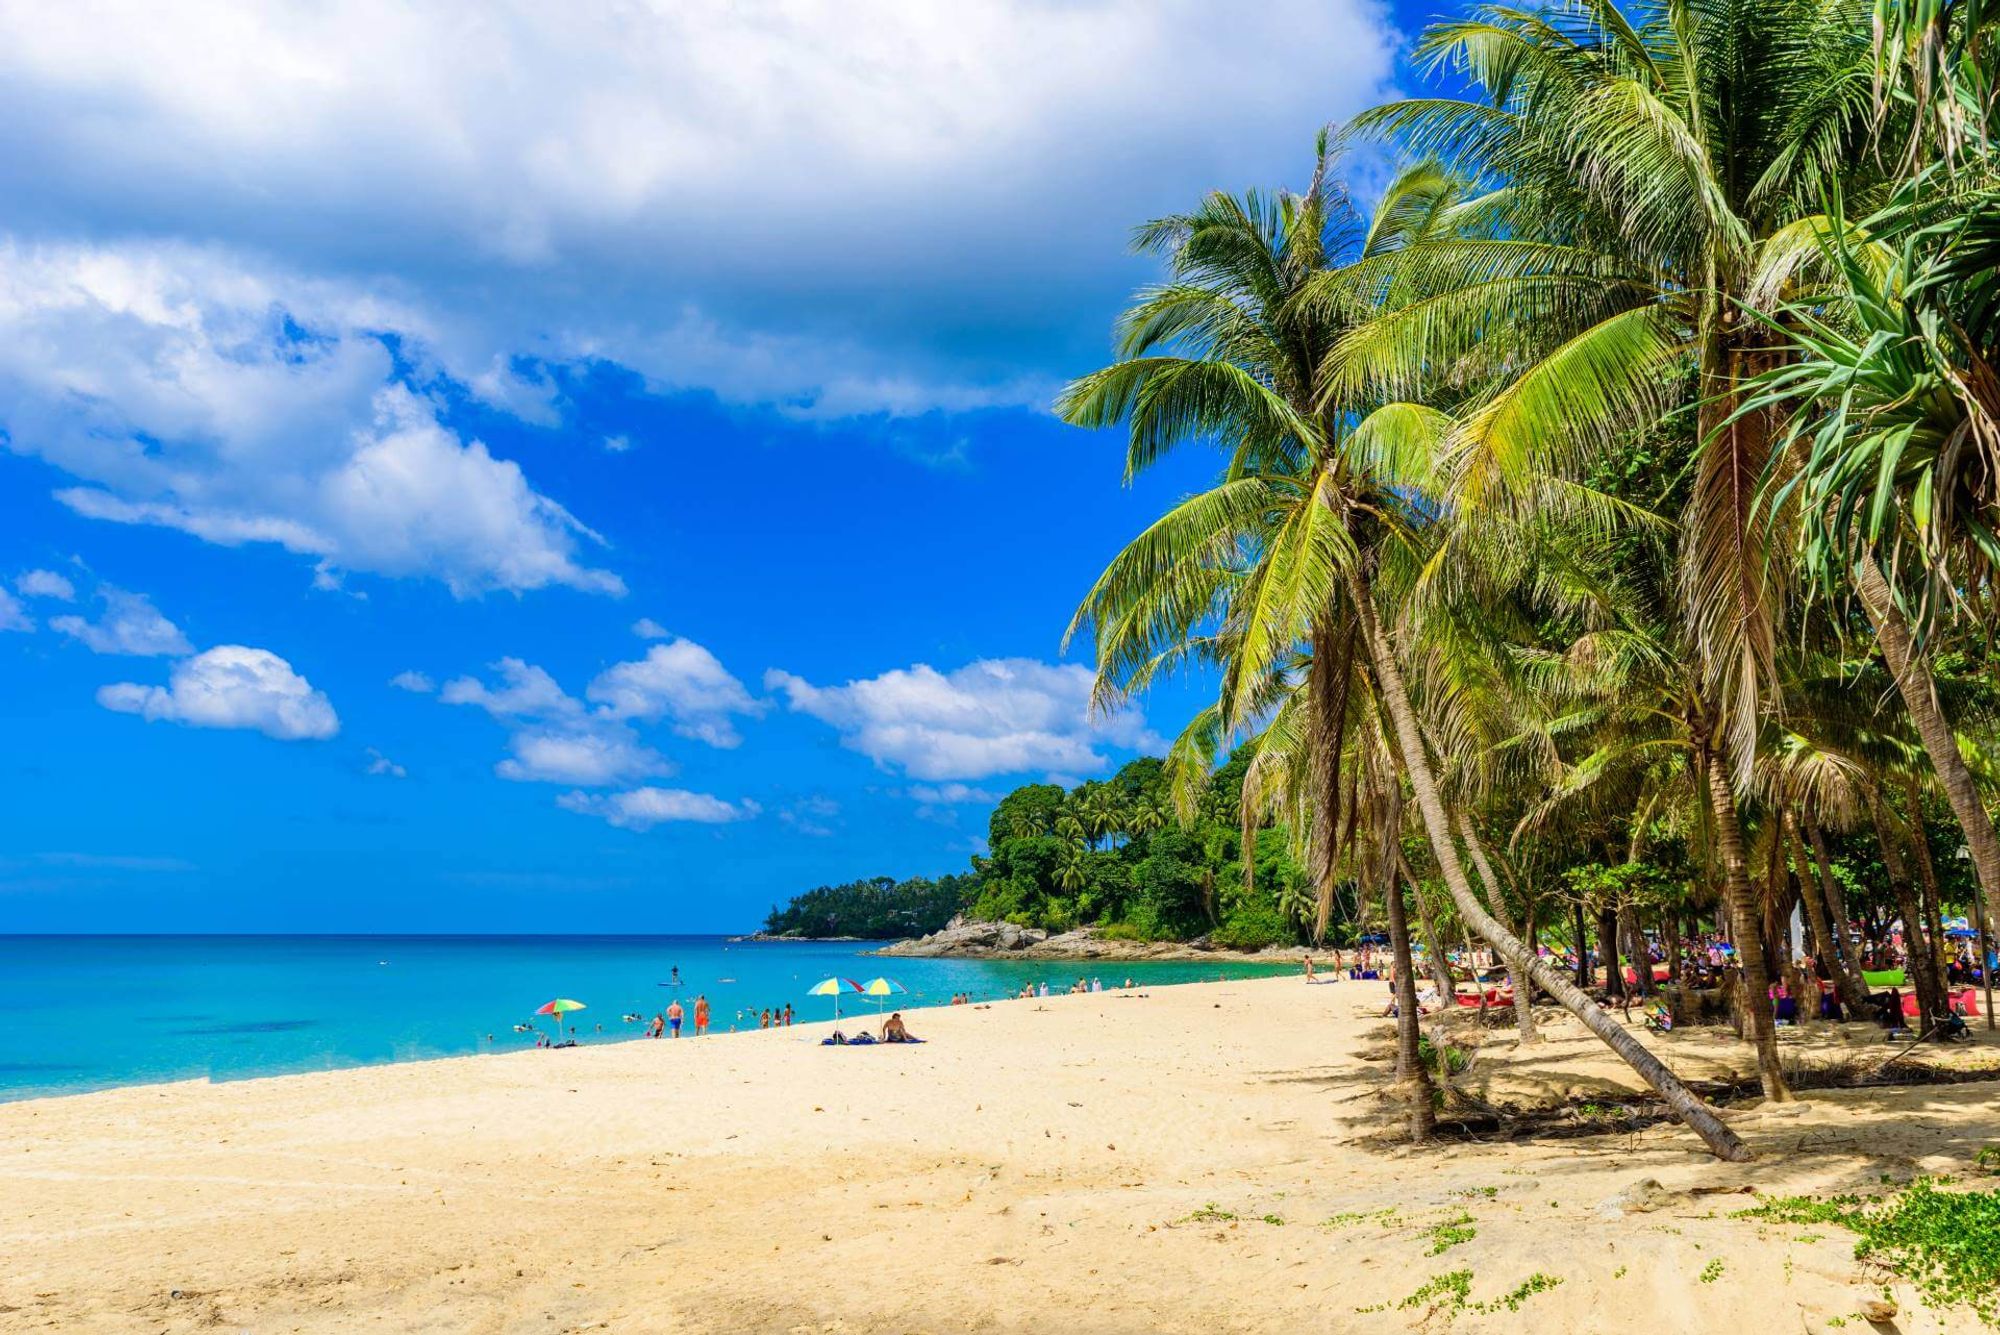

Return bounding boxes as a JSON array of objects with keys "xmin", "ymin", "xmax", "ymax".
[{"xmin": 536, "ymin": 997, "xmax": 586, "ymax": 1043}]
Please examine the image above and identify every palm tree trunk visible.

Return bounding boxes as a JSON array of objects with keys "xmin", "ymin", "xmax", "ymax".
[
  {"xmin": 1622, "ymin": 905, "xmax": 1654, "ymax": 998},
  {"xmin": 1572, "ymin": 901, "xmax": 1592, "ymax": 988},
  {"xmin": 1347, "ymin": 568, "xmax": 1751, "ymax": 1160},
  {"xmin": 1308, "ymin": 622, "xmax": 1355, "ymax": 945},
  {"xmin": 1413, "ymin": 881, "xmax": 1457, "ymax": 1000},
  {"xmin": 1381, "ymin": 837, "xmax": 1435, "ymax": 1141},
  {"xmin": 1865, "ymin": 785, "xmax": 1945, "ymax": 1026},
  {"xmin": 1701, "ymin": 747, "xmax": 1792, "ymax": 1100},
  {"xmin": 1600, "ymin": 907, "xmax": 1627, "ymax": 998},
  {"xmin": 1455, "ymin": 812, "xmax": 1539, "ymax": 1041},
  {"xmin": 1901, "ymin": 774, "xmax": 1950, "ymax": 987},
  {"xmin": 1791, "ymin": 813, "xmax": 1869, "ymax": 1016},
  {"xmin": 1852, "ymin": 553, "xmax": 2000, "ymax": 946},
  {"xmin": 1805, "ymin": 820, "xmax": 1872, "ymax": 1008}
]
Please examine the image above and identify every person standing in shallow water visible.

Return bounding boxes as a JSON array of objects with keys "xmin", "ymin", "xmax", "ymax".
[
  {"xmin": 693, "ymin": 994, "xmax": 710, "ymax": 1036},
  {"xmin": 666, "ymin": 998, "xmax": 684, "ymax": 1038}
]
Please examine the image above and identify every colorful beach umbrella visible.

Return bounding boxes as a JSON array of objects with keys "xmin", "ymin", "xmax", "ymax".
[
  {"xmin": 862, "ymin": 977, "xmax": 907, "ymax": 1012},
  {"xmin": 807, "ymin": 976, "xmax": 863, "ymax": 1019},
  {"xmin": 536, "ymin": 997, "xmax": 586, "ymax": 1043}
]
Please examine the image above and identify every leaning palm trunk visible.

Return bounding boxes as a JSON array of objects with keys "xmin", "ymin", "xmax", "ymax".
[
  {"xmin": 1376, "ymin": 820, "xmax": 1435, "ymax": 1140},
  {"xmin": 1852, "ymin": 553, "xmax": 2000, "ymax": 942},
  {"xmin": 1790, "ymin": 813, "xmax": 1870, "ymax": 1015},
  {"xmin": 1866, "ymin": 787, "xmax": 1946, "ymax": 1026},
  {"xmin": 1455, "ymin": 813, "xmax": 1538, "ymax": 1041},
  {"xmin": 1348, "ymin": 570, "xmax": 1751, "ymax": 1160},
  {"xmin": 1413, "ymin": 882, "xmax": 1457, "ymax": 999},
  {"xmin": 1806, "ymin": 820, "xmax": 1874, "ymax": 1012},
  {"xmin": 1308, "ymin": 622, "xmax": 1356, "ymax": 944},
  {"xmin": 1902, "ymin": 775, "xmax": 1951, "ymax": 987},
  {"xmin": 1701, "ymin": 749, "xmax": 1793, "ymax": 1101}
]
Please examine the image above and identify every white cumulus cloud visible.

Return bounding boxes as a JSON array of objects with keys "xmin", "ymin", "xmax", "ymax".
[
  {"xmin": 632, "ymin": 618, "xmax": 668, "ymax": 640},
  {"xmin": 0, "ymin": 588, "xmax": 30, "ymax": 632},
  {"xmin": 0, "ymin": 1, "xmax": 1399, "ymax": 417},
  {"xmin": 17, "ymin": 569, "xmax": 75, "ymax": 600},
  {"xmin": 765, "ymin": 658, "xmax": 1154, "ymax": 781},
  {"xmin": 585, "ymin": 639, "xmax": 764, "ymax": 748},
  {"xmin": 98, "ymin": 644, "xmax": 338, "ymax": 740},
  {"xmin": 557, "ymin": 787, "xmax": 760, "ymax": 832},
  {"xmin": 50, "ymin": 588, "xmax": 192, "ymax": 656},
  {"xmin": 0, "ymin": 242, "xmax": 621, "ymax": 597},
  {"xmin": 388, "ymin": 669, "xmax": 435, "ymax": 693}
]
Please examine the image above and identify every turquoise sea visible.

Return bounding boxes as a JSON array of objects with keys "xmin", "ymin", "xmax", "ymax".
[{"xmin": 0, "ymin": 935, "xmax": 1292, "ymax": 1102}]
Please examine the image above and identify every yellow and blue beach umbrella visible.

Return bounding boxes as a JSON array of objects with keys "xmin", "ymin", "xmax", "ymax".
[
  {"xmin": 862, "ymin": 977, "xmax": 907, "ymax": 1012},
  {"xmin": 807, "ymin": 976, "xmax": 864, "ymax": 1019}
]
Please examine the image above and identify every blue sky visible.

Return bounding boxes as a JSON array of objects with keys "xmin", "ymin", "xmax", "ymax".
[{"xmin": 0, "ymin": 0, "xmax": 1439, "ymax": 931}]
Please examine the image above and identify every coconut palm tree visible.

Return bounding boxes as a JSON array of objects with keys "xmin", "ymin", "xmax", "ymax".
[
  {"xmin": 1059, "ymin": 141, "xmax": 1749, "ymax": 1157},
  {"xmin": 1332, "ymin": 0, "xmax": 1899, "ymax": 1101}
]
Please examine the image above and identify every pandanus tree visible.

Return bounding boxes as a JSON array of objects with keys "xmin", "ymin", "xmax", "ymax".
[
  {"xmin": 1058, "ymin": 142, "xmax": 1749, "ymax": 1156},
  {"xmin": 1746, "ymin": 174, "xmax": 2000, "ymax": 954}
]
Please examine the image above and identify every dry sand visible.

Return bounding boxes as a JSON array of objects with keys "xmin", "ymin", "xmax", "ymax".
[{"xmin": 2, "ymin": 975, "xmax": 1996, "ymax": 1333}]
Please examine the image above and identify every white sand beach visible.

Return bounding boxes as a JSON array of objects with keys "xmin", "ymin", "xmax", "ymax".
[{"xmin": 2, "ymin": 975, "xmax": 1994, "ymax": 1333}]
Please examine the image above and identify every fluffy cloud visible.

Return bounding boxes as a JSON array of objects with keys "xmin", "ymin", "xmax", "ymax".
[
  {"xmin": 388, "ymin": 669, "xmax": 435, "ymax": 694},
  {"xmin": 907, "ymin": 783, "xmax": 1002, "ymax": 805},
  {"xmin": 496, "ymin": 725, "xmax": 666, "ymax": 787},
  {"xmin": 49, "ymin": 588, "xmax": 193, "ymax": 656},
  {"xmin": 0, "ymin": 588, "xmax": 30, "ymax": 632},
  {"xmin": 585, "ymin": 639, "xmax": 764, "ymax": 748},
  {"xmin": 0, "ymin": 242, "xmax": 620, "ymax": 597},
  {"xmin": 98, "ymin": 645, "xmax": 338, "ymax": 740},
  {"xmin": 631, "ymin": 618, "xmax": 668, "ymax": 640},
  {"xmin": 765, "ymin": 658, "xmax": 1154, "ymax": 781},
  {"xmin": 557, "ymin": 787, "xmax": 760, "ymax": 832},
  {"xmin": 0, "ymin": 2, "xmax": 1399, "ymax": 416},
  {"xmin": 17, "ymin": 569, "xmax": 74, "ymax": 600},
  {"xmin": 441, "ymin": 657, "xmax": 665, "ymax": 786}
]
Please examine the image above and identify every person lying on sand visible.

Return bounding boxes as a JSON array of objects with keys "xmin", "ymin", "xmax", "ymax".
[{"xmin": 881, "ymin": 1012, "xmax": 918, "ymax": 1043}]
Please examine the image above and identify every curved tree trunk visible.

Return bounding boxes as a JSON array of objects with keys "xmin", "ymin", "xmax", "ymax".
[
  {"xmin": 1853, "ymin": 554, "xmax": 2000, "ymax": 948},
  {"xmin": 1413, "ymin": 882, "xmax": 1457, "ymax": 1000},
  {"xmin": 1790, "ymin": 812, "xmax": 1869, "ymax": 1016},
  {"xmin": 1702, "ymin": 749, "xmax": 1793, "ymax": 1101},
  {"xmin": 1348, "ymin": 570, "xmax": 1751, "ymax": 1160},
  {"xmin": 1455, "ymin": 812, "xmax": 1539, "ymax": 1041},
  {"xmin": 1308, "ymin": 622, "xmax": 1356, "ymax": 945},
  {"xmin": 1380, "ymin": 828, "xmax": 1435, "ymax": 1141},
  {"xmin": 1902, "ymin": 774, "xmax": 1951, "ymax": 988},
  {"xmin": 1866, "ymin": 786, "xmax": 1945, "ymax": 1027},
  {"xmin": 1806, "ymin": 819, "xmax": 1873, "ymax": 1012}
]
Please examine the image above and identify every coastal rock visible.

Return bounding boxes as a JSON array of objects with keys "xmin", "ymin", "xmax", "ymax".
[
  {"xmin": 872, "ymin": 919, "xmax": 1317, "ymax": 963},
  {"xmin": 875, "ymin": 919, "xmax": 1050, "ymax": 957}
]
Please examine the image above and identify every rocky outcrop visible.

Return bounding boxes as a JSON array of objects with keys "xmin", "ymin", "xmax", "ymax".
[
  {"xmin": 873, "ymin": 917, "xmax": 1049, "ymax": 957},
  {"xmin": 871, "ymin": 918, "xmax": 1314, "ymax": 963}
]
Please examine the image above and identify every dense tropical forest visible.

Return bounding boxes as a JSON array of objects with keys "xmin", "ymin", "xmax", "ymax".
[{"xmin": 1041, "ymin": 0, "xmax": 2000, "ymax": 1160}]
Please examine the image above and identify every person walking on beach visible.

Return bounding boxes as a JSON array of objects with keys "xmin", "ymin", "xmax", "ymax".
[
  {"xmin": 666, "ymin": 999, "xmax": 684, "ymax": 1038},
  {"xmin": 694, "ymin": 995, "xmax": 710, "ymax": 1036},
  {"xmin": 1303, "ymin": 956, "xmax": 1316, "ymax": 984},
  {"xmin": 782, "ymin": 1003, "xmax": 794, "ymax": 1026}
]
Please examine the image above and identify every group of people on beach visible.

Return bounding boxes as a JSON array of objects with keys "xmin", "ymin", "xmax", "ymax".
[{"xmin": 646, "ymin": 995, "xmax": 711, "ymax": 1038}]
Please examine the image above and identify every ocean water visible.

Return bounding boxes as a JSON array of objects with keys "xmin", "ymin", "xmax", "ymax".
[{"xmin": 0, "ymin": 935, "xmax": 1293, "ymax": 1102}]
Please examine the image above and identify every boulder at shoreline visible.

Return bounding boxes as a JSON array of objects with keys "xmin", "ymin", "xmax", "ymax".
[{"xmin": 871, "ymin": 916, "xmax": 1313, "ymax": 963}]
